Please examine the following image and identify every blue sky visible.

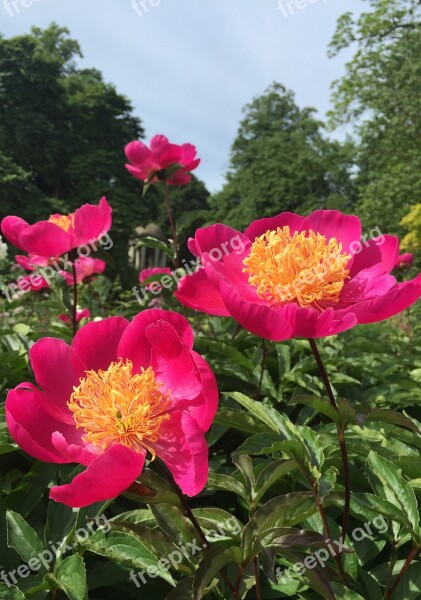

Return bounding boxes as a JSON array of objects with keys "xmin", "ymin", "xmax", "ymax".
[{"xmin": 1, "ymin": 0, "xmax": 365, "ymax": 192}]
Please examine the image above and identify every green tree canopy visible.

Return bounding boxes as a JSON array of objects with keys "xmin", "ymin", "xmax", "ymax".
[
  {"xmin": 329, "ymin": 0, "xmax": 421, "ymax": 236},
  {"xmin": 0, "ymin": 23, "xmax": 211, "ymax": 280},
  {"xmin": 209, "ymin": 83, "xmax": 356, "ymax": 230}
]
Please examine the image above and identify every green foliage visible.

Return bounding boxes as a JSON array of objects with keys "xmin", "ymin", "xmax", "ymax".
[
  {"xmin": 328, "ymin": 0, "xmax": 421, "ymax": 235},
  {"xmin": 209, "ymin": 83, "xmax": 357, "ymax": 229}
]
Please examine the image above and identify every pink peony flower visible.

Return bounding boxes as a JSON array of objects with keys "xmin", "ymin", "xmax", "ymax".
[
  {"xmin": 1, "ymin": 197, "xmax": 112, "ymax": 258},
  {"xmin": 60, "ymin": 257, "xmax": 106, "ymax": 285},
  {"xmin": 5, "ymin": 310, "xmax": 218, "ymax": 507},
  {"xmin": 139, "ymin": 266, "xmax": 172, "ymax": 292},
  {"xmin": 175, "ymin": 210, "xmax": 421, "ymax": 341},
  {"xmin": 395, "ymin": 252, "xmax": 414, "ymax": 269},
  {"xmin": 17, "ymin": 273, "xmax": 50, "ymax": 293},
  {"xmin": 125, "ymin": 135, "xmax": 200, "ymax": 186},
  {"xmin": 58, "ymin": 308, "xmax": 91, "ymax": 324}
]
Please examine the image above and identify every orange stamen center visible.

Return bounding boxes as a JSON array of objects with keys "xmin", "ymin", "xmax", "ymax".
[
  {"xmin": 243, "ymin": 226, "xmax": 351, "ymax": 309},
  {"xmin": 68, "ymin": 359, "xmax": 171, "ymax": 456},
  {"xmin": 48, "ymin": 213, "xmax": 75, "ymax": 232}
]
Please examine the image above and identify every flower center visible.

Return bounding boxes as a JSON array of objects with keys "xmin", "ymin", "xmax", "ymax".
[
  {"xmin": 68, "ymin": 359, "xmax": 171, "ymax": 456},
  {"xmin": 243, "ymin": 226, "xmax": 351, "ymax": 309},
  {"xmin": 48, "ymin": 213, "xmax": 75, "ymax": 232}
]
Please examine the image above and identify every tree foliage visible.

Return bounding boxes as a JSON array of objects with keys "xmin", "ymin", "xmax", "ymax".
[
  {"xmin": 208, "ymin": 83, "xmax": 356, "ymax": 230},
  {"xmin": 329, "ymin": 0, "xmax": 421, "ymax": 235}
]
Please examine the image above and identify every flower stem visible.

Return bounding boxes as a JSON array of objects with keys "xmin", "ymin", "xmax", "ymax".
[
  {"xmin": 308, "ymin": 339, "xmax": 351, "ymax": 544},
  {"xmin": 386, "ymin": 544, "xmax": 420, "ymax": 600},
  {"xmin": 72, "ymin": 262, "xmax": 78, "ymax": 337},
  {"xmin": 159, "ymin": 464, "xmax": 238, "ymax": 598},
  {"xmin": 162, "ymin": 181, "xmax": 180, "ymax": 268}
]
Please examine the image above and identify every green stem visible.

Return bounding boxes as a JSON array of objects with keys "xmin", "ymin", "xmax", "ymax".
[
  {"xmin": 308, "ymin": 338, "xmax": 351, "ymax": 543},
  {"xmin": 162, "ymin": 181, "xmax": 180, "ymax": 268}
]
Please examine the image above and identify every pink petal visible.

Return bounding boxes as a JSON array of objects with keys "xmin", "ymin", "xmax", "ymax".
[
  {"xmin": 350, "ymin": 235, "xmax": 399, "ymax": 278},
  {"xmin": 19, "ymin": 221, "xmax": 73, "ymax": 257},
  {"xmin": 73, "ymin": 197, "xmax": 112, "ymax": 246},
  {"xmin": 146, "ymin": 320, "xmax": 202, "ymax": 402},
  {"xmin": 50, "ymin": 445, "xmax": 145, "ymax": 507},
  {"xmin": 118, "ymin": 309, "xmax": 195, "ymax": 372},
  {"xmin": 15, "ymin": 255, "xmax": 35, "ymax": 271},
  {"xmin": 179, "ymin": 143, "xmax": 197, "ymax": 164},
  {"xmin": 151, "ymin": 412, "xmax": 208, "ymax": 497},
  {"xmin": 187, "ymin": 237, "xmax": 199, "ymax": 257},
  {"xmin": 125, "ymin": 140, "xmax": 152, "ymax": 165},
  {"xmin": 300, "ymin": 210, "xmax": 361, "ymax": 258},
  {"xmin": 51, "ymin": 432, "xmax": 97, "ymax": 466},
  {"xmin": 71, "ymin": 317, "xmax": 129, "ymax": 372},
  {"xmin": 219, "ymin": 281, "xmax": 293, "ymax": 341},
  {"xmin": 336, "ymin": 275, "xmax": 421, "ymax": 325},
  {"xmin": 29, "ymin": 338, "xmax": 85, "ymax": 423},
  {"xmin": 339, "ymin": 264, "xmax": 396, "ymax": 305},
  {"xmin": 125, "ymin": 164, "xmax": 149, "ymax": 181},
  {"xmin": 188, "ymin": 352, "xmax": 219, "ymax": 432},
  {"xmin": 175, "ymin": 269, "xmax": 230, "ymax": 316},
  {"xmin": 1, "ymin": 216, "xmax": 30, "ymax": 251},
  {"xmin": 195, "ymin": 224, "xmax": 250, "ymax": 257},
  {"xmin": 244, "ymin": 212, "xmax": 307, "ymax": 241},
  {"xmin": 150, "ymin": 134, "xmax": 170, "ymax": 151},
  {"xmin": 5, "ymin": 384, "xmax": 81, "ymax": 463}
]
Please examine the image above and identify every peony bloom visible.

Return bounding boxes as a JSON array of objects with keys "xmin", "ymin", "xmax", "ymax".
[
  {"xmin": 60, "ymin": 257, "xmax": 106, "ymax": 285},
  {"xmin": 5, "ymin": 310, "xmax": 218, "ymax": 507},
  {"xmin": 395, "ymin": 252, "xmax": 414, "ymax": 269},
  {"xmin": 139, "ymin": 266, "xmax": 172, "ymax": 292},
  {"xmin": 175, "ymin": 210, "xmax": 421, "ymax": 341},
  {"xmin": 17, "ymin": 273, "xmax": 50, "ymax": 293},
  {"xmin": 125, "ymin": 135, "xmax": 200, "ymax": 186},
  {"xmin": 58, "ymin": 308, "xmax": 91, "ymax": 324},
  {"xmin": 1, "ymin": 197, "xmax": 112, "ymax": 258}
]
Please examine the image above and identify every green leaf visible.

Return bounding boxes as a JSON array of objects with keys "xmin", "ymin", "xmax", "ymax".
[
  {"xmin": 78, "ymin": 529, "xmax": 175, "ymax": 586},
  {"xmin": 364, "ymin": 409, "xmax": 420, "ymax": 434},
  {"xmin": 0, "ymin": 584, "xmax": 26, "ymax": 600},
  {"xmin": 206, "ymin": 473, "xmax": 248, "ymax": 501},
  {"xmin": 136, "ymin": 236, "xmax": 175, "ymax": 261},
  {"xmin": 231, "ymin": 454, "xmax": 255, "ymax": 496},
  {"xmin": 232, "ymin": 433, "xmax": 281, "ymax": 457},
  {"xmin": 166, "ymin": 577, "xmax": 194, "ymax": 600},
  {"xmin": 50, "ymin": 555, "xmax": 87, "ymax": 600},
  {"xmin": 193, "ymin": 545, "xmax": 242, "ymax": 600},
  {"xmin": 6, "ymin": 510, "xmax": 46, "ymax": 564},
  {"xmin": 213, "ymin": 408, "xmax": 271, "ymax": 434},
  {"xmin": 227, "ymin": 392, "xmax": 288, "ymax": 434},
  {"xmin": 254, "ymin": 459, "xmax": 297, "ymax": 503},
  {"xmin": 330, "ymin": 583, "xmax": 365, "ymax": 599},
  {"xmin": 367, "ymin": 452, "xmax": 420, "ymax": 539},
  {"xmin": 291, "ymin": 395, "xmax": 338, "ymax": 422}
]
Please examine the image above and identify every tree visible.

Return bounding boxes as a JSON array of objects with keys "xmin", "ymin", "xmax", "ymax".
[
  {"xmin": 208, "ymin": 83, "xmax": 356, "ymax": 230},
  {"xmin": 0, "ymin": 25, "xmax": 212, "ymax": 279},
  {"xmin": 329, "ymin": 0, "xmax": 421, "ymax": 235}
]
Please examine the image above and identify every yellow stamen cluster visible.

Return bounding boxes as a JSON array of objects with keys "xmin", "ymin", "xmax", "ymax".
[
  {"xmin": 243, "ymin": 226, "xmax": 351, "ymax": 310},
  {"xmin": 48, "ymin": 213, "xmax": 75, "ymax": 232},
  {"xmin": 68, "ymin": 360, "xmax": 171, "ymax": 456}
]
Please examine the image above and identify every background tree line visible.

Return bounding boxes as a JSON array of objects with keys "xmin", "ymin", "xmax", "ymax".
[{"xmin": 0, "ymin": 0, "xmax": 420, "ymax": 285}]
